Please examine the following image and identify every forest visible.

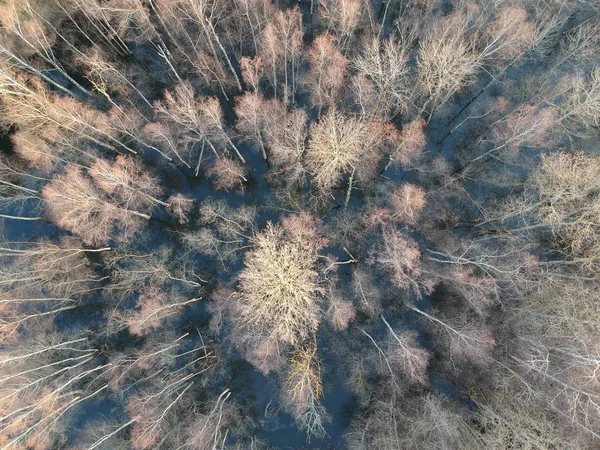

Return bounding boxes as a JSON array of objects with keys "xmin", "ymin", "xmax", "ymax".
[{"xmin": 0, "ymin": 0, "xmax": 599, "ymax": 448}]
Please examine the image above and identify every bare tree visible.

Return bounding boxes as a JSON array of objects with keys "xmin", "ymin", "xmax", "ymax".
[
  {"xmin": 417, "ymin": 12, "xmax": 479, "ymax": 119},
  {"xmin": 491, "ymin": 276, "xmax": 600, "ymax": 442},
  {"xmin": 305, "ymin": 111, "xmax": 388, "ymax": 198},
  {"xmin": 469, "ymin": 103, "xmax": 557, "ymax": 164},
  {"xmin": 154, "ymin": 82, "xmax": 244, "ymax": 164},
  {"xmin": 361, "ymin": 315, "xmax": 430, "ymax": 386},
  {"xmin": 236, "ymin": 94, "xmax": 308, "ymax": 184},
  {"xmin": 388, "ymin": 184, "xmax": 427, "ymax": 226},
  {"xmin": 1, "ymin": 72, "xmax": 138, "ymax": 156},
  {"xmin": 109, "ymin": 285, "xmax": 201, "ymax": 336},
  {"xmin": 353, "ymin": 36, "xmax": 411, "ymax": 118},
  {"xmin": 206, "ymin": 157, "xmax": 248, "ymax": 193},
  {"xmin": 371, "ymin": 227, "xmax": 427, "ymax": 295},
  {"xmin": 303, "ymin": 34, "xmax": 349, "ymax": 115},
  {"xmin": 0, "ymin": 0, "xmax": 92, "ymax": 97},
  {"xmin": 235, "ymin": 92, "xmax": 274, "ymax": 160},
  {"xmin": 0, "ymin": 236, "xmax": 108, "ymax": 300},
  {"xmin": 54, "ymin": 0, "xmax": 132, "ymax": 57},
  {"xmin": 232, "ymin": 214, "xmax": 326, "ymax": 370},
  {"xmin": 147, "ymin": 0, "xmax": 242, "ymax": 94},
  {"xmin": 267, "ymin": 107, "xmax": 309, "ymax": 187},
  {"xmin": 407, "ymin": 304, "xmax": 495, "ymax": 364},
  {"xmin": 167, "ymin": 193, "xmax": 194, "ymax": 225},
  {"xmin": 89, "ymin": 155, "xmax": 169, "ymax": 215},
  {"xmin": 326, "ymin": 290, "xmax": 356, "ymax": 331},
  {"xmin": 477, "ymin": 7, "xmax": 537, "ymax": 66},
  {"xmin": 259, "ymin": 7, "xmax": 303, "ymax": 105},
  {"xmin": 380, "ymin": 119, "xmax": 426, "ymax": 174},
  {"xmin": 240, "ymin": 56, "xmax": 264, "ymax": 92},
  {"xmin": 351, "ymin": 266, "xmax": 383, "ymax": 317},
  {"xmin": 0, "ymin": 332, "xmax": 109, "ymax": 449},
  {"xmin": 186, "ymin": 389, "xmax": 235, "ymax": 450},
  {"xmin": 105, "ymin": 246, "xmax": 203, "ymax": 300},
  {"xmin": 282, "ymin": 343, "xmax": 328, "ymax": 439},
  {"xmin": 76, "ymin": 47, "xmax": 153, "ymax": 112},
  {"xmin": 499, "ymin": 152, "xmax": 600, "ymax": 272},
  {"xmin": 10, "ymin": 129, "xmax": 99, "ymax": 173},
  {"xmin": 142, "ymin": 121, "xmax": 192, "ymax": 169},
  {"xmin": 424, "ymin": 237, "xmax": 538, "ymax": 298},
  {"xmin": 126, "ymin": 343, "xmax": 214, "ymax": 449},
  {"xmin": 553, "ymin": 68, "xmax": 600, "ymax": 137},
  {"xmin": 345, "ymin": 392, "xmax": 481, "ymax": 450},
  {"xmin": 228, "ymin": 0, "xmax": 275, "ymax": 57},
  {"xmin": 472, "ymin": 388, "xmax": 575, "ymax": 449},
  {"xmin": 42, "ymin": 166, "xmax": 150, "ymax": 245},
  {"xmin": 180, "ymin": 199, "xmax": 256, "ymax": 268},
  {"xmin": 316, "ymin": 0, "xmax": 371, "ymax": 51}
]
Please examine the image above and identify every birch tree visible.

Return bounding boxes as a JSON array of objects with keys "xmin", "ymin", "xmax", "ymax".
[{"xmin": 42, "ymin": 166, "xmax": 150, "ymax": 246}]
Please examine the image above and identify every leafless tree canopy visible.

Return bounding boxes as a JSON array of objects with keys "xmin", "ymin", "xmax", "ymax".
[{"xmin": 0, "ymin": 0, "xmax": 599, "ymax": 448}]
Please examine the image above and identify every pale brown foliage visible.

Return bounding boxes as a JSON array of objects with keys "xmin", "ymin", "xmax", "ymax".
[
  {"xmin": 167, "ymin": 193, "xmax": 194, "ymax": 224},
  {"xmin": 206, "ymin": 157, "xmax": 247, "ymax": 193},
  {"xmin": 89, "ymin": 155, "xmax": 165, "ymax": 213},
  {"xmin": 306, "ymin": 111, "xmax": 388, "ymax": 194},
  {"xmin": 417, "ymin": 13, "xmax": 479, "ymax": 115},
  {"xmin": 386, "ymin": 329, "xmax": 430, "ymax": 385},
  {"xmin": 283, "ymin": 343, "xmax": 327, "ymax": 439},
  {"xmin": 353, "ymin": 37, "xmax": 411, "ymax": 117},
  {"xmin": 304, "ymin": 34, "xmax": 348, "ymax": 113},
  {"xmin": 259, "ymin": 7, "xmax": 303, "ymax": 104},
  {"xmin": 326, "ymin": 293, "xmax": 356, "ymax": 331},
  {"xmin": 373, "ymin": 228, "xmax": 423, "ymax": 293},
  {"xmin": 504, "ymin": 152, "xmax": 600, "ymax": 270},
  {"xmin": 317, "ymin": 0, "xmax": 367, "ymax": 49},
  {"xmin": 186, "ymin": 390, "xmax": 234, "ymax": 450},
  {"xmin": 42, "ymin": 166, "xmax": 148, "ymax": 246},
  {"xmin": 483, "ymin": 7, "xmax": 537, "ymax": 63},
  {"xmin": 121, "ymin": 285, "xmax": 200, "ymax": 336},
  {"xmin": 389, "ymin": 184, "xmax": 427, "ymax": 226},
  {"xmin": 240, "ymin": 56, "xmax": 264, "ymax": 92},
  {"xmin": 234, "ymin": 213, "xmax": 326, "ymax": 354}
]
